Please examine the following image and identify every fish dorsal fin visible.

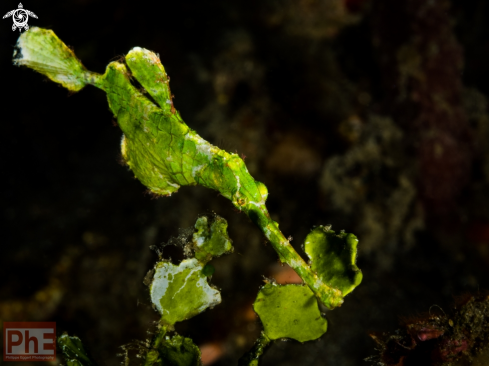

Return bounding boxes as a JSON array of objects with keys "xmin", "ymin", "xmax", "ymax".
[{"xmin": 125, "ymin": 47, "xmax": 174, "ymax": 115}]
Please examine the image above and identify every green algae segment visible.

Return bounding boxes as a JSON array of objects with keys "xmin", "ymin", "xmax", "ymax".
[
  {"xmin": 191, "ymin": 216, "xmax": 233, "ymax": 262},
  {"xmin": 144, "ymin": 331, "xmax": 201, "ymax": 366},
  {"xmin": 238, "ymin": 332, "xmax": 272, "ymax": 366},
  {"xmin": 304, "ymin": 226, "xmax": 362, "ymax": 296},
  {"xmin": 150, "ymin": 258, "xmax": 221, "ymax": 326},
  {"xmin": 13, "ymin": 27, "xmax": 362, "ymax": 309},
  {"xmin": 253, "ymin": 284, "xmax": 328, "ymax": 342},
  {"xmin": 149, "ymin": 215, "xmax": 233, "ymax": 326},
  {"xmin": 58, "ymin": 334, "xmax": 97, "ymax": 366}
]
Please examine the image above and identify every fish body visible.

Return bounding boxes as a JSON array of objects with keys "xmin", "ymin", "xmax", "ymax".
[
  {"xmin": 13, "ymin": 27, "xmax": 269, "ymax": 218},
  {"xmin": 99, "ymin": 55, "xmax": 268, "ymax": 220}
]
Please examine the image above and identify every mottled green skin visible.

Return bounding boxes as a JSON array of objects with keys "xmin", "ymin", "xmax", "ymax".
[
  {"xmin": 14, "ymin": 27, "xmax": 361, "ymax": 309},
  {"xmin": 95, "ymin": 50, "xmax": 267, "ymax": 209}
]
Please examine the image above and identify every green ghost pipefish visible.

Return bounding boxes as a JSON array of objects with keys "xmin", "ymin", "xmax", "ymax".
[{"xmin": 13, "ymin": 27, "xmax": 362, "ymax": 309}]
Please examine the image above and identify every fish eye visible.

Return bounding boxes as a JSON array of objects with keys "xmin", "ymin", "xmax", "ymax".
[{"xmin": 237, "ymin": 198, "xmax": 246, "ymax": 206}]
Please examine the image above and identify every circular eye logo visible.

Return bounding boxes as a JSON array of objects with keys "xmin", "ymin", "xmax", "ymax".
[{"xmin": 3, "ymin": 3, "xmax": 37, "ymax": 32}]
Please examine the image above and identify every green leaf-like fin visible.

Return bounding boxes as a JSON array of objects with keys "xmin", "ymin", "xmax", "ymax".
[
  {"xmin": 304, "ymin": 226, "xmax": 362, "ymax": 296},
  {"xmin": 58, "ymin": 333, "xmax": 96, "ymax": 366},
  {"xmin": 253, "ymin": 283, "xmax": 328, "ymax": 342},
  {"xmin": 13, "ymin": 28, "xmax": 89, "ymax": 91}
]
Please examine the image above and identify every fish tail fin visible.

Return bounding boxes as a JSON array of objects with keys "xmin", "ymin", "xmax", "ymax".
[{"xmin": 13, "ymin": 27, "xmax": 99, "ymax": 92}]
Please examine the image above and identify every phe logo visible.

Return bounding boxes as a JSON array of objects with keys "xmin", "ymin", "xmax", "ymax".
[{"xmin": 3, "ymin": 322, "xmax": 56, "ymax": 362}]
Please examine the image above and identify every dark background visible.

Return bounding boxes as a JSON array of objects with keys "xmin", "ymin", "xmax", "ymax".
[{"xmin": 2, "ymin": 0, "xmax": 489, "ymax": 365}]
